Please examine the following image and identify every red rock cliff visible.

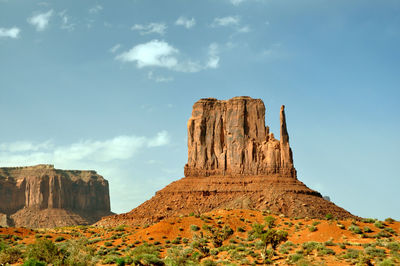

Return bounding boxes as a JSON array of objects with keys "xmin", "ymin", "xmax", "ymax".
[
  {"xmin": 0, "ymin": 164, "xmax": 113, "ymax": 228},
  {"xmin": 184, "ymin": 97, "xmax": 295, "ymax": 177}
]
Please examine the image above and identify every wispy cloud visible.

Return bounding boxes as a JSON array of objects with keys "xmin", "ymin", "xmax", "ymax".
[
  {"xmin": 212, "ymin": 16, "xmax": 240, "ymax": 27},
  {"xmin": 206, "ymin": 43, "xmax": 220, "ymax": 69},
  {"xmin": 109, "ymin": 44, "xmax": 121, "ymax": 53},
  {"xmin": 147, "ymin": 71, "xmax": 174, "ymax": 83},
  {"xmin": 0, "ymin": 27, "xmax": 20, "ymax": 39},
  {"xmin": 211, "ymin": 15, "xmax": 251, "ymax": 34},
  {"xmin": 89, "ymin": 5, "xmax": 103, "ymax": 14},
  {"xmin": 131, "ymin": 22, "xmax": 167, "ymax": 35},
  {"xmin": 0, "ymin": 131, "xmax": 170, "ymax": 167},
  {"xmin": 115, "ymin": 40, "xmax": 219, "ymax": 73},
  {"xmin": 230, "ymin": 0, "xmax": 246, "ymax": 6},
  {"xmin": 28, "ymin": 10, "xmax": 53, "ymax": 31},
  {"xmin": 58, "ymin": 10, "xmax": 75, "ymax": 31},
  {"xmin": 175, "ymin": 16, "xmax": 196, "ymax": 29}
]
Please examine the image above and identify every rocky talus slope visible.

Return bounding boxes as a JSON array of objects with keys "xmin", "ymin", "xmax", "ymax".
[
  {"xmin": 97, "ymin": 97, "xmax": 354, "ymax": 226},
  {"xmin": 0, "ymin": 164, "xmax": 113, "ymax": 228}
]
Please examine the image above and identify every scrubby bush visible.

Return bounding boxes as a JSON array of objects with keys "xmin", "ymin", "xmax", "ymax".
[
  {"xmin": 0, "ymin": 246, "xmax": 23, "ymax": 264},
  {"xmin": 348, "ymin": 225, "xmax": 363, "ymax": 234},
  {"xmin": 23, "ymin": 258, "xmax": 46, "ymax": 266},
  {"xmin": 190, "ymin": 225, "xmax": 200, "ymax": 232},
  {"xmin": 26, "ymin": 239, "xmax": 61, "ymax": 264}
]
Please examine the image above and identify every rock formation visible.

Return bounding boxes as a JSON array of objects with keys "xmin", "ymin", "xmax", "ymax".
[
  {"xmin": 97, "ymin": 96, "xmax": 354, "ymax": 227},
  {"xmin": 0, "ymin": 164, "xmax": 113, "ymax": 228},
  {"xmin": 184, "ymin": 97, "xmax": 295, "ymax": 177}
]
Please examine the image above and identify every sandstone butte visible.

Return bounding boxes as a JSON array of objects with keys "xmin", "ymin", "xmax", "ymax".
[
  {"xmin": 97, "ymin": 96, "xmax": 354, "ymax": 227},
  {"xmin": 0, "ymin": 164, "xmax": 113, "ymax": 228}
]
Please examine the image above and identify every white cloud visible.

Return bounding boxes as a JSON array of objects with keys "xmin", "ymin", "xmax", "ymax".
[
  {"xmin": 116, "ymin": 40, "xmax": 178, "ymax": 68},
  {"xmin": 110, "ymin": 43, "xmax": 121, "ymax": 53},
  {"xmin": 0, "ymin": 131, "xmax": 170, "ymax": 167},
  {"xmin": 0, "ymin": 27, "xmax": 20, "ymax": 38},
  {"xmin": 237, "ymin": 26, "xmax": 251, "ymax": 33},
  {"xmin": 206, "ymin": 43, "xmax": 220, "ymax": 69},
  {"xmin": 175, "ymin": 16, "xmax": 196, "ymax": 29},
  {"xmin": 147, "ymin": 131, "xmax": 170, "ymax": 147},
  {"xmin": 89, "ymin": 5, "xmax": 103, "ymax": 14},
  {"xmin": 28, "ymin": 10, "xmax": 53, "ymax": 31},
  {"xmin": 131, "ymin": 23, "xmax": 167, "ymax": 35},
  {"xmin": 230, "ymin": 0, "xmax": 246, "ymax": 5},
  {"xmin": 0, "ymin": 140, "xmax": 53, "ymax": 153},
  {"xmin": 212, "ymin": 16, "xmax": 240, "ymax": 27},
  {"xmin": 116, "ymin": 40, "xmax": 220, "ymax": 73}
]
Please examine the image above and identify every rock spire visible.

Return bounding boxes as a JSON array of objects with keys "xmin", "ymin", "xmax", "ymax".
[{"xmin": 184, "ymin": 96, "xmax": 296, "ymax": 178}]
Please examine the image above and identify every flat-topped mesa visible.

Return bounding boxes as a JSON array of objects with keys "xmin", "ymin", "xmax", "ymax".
[{"xmin": 184, "ymin": 96, "xmax": 296, "ymax": 178}]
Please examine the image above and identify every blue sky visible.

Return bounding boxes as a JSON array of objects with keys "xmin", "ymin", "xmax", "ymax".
[{"xmin": 0, "ymin": 0, "xmax": 399, "ymax": 220}]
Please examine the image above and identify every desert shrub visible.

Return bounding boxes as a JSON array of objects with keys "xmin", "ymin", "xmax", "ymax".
[
  {"xmin": 387, "ymin": 242, "xmax": 400, "ymax": 252},
  {"xmin": 190, "ymin": 225, "xmax": 200, "ymax": 232},
  {"xmin": 59, "ymin": 238, "xmax": 97, "ymax": 266},
  {"xmin": 237, "ymin": 227, "xmax": 246, "ymax": 232},
  {"xmin": 379, "ymin": 258, "xmax": 397, "ymax": 266},
  {"xmin": 104, "ymin": 241, "xmax": 113, "ymax": 246},
  {"xmin": 325, "ymin": 213, "xmax": 333, "ymax": 220},
  {"xmin": 308, "ymin": 226, "xmax": 317, "ymax": 232},
  {"xmin": 26, "ymin": 239, "xmax": 62, "ymax": 264},
  {"xmin": 348, "ymin": 225, "xmax": 363, "ymax": 234},
  {"xmin": 362, "ymin": 218, "xmax": 376, "ymax": 223},
  {"xmin": 364, "ymin": 226, "xmax": 373, "ymax": 233},
  {"xmin": 23, "ymin": 258, "xmax": 46, "ymax": 266},
  {"xmin": 0, "ymin": 246, "xmax": 23, "ymax": 264},
  {"xmin": 55, "ymin": 236, "xmax": 65, "ymax": 242},
  {"xmin": 264, "ymin": 216, "xmax": 276, "ymax": 229},
  {"xmin": 365, "ymin": 247, "xmax": 386, "ymax": 258},
  {"xmin": 202, "ymin": 260, "xmax": 217, "ymax": 266},
  {"xmin": 385, "ymin": 218, "xmax": 395, "ymax": 223},
  {"xmin": 288, "ymin": 253, "xmax": 303, "ymax": 263},
  {"xmin": 132, "ymin": 254, "xmax": 164, "ymax": 265},
  {"xmin": 342, "ymin": 249, "xmax": 361, "ymax": 259},
  {"xmin": 115, "ymin": 225, "xmax": 126, "ymax": 232},
  {"xmin": 374, "ymin": 221, "xmax": 385, "ymax": 229},
  {"xmin": 164, "ymin": 246, "xmax": 198, "ymax": 265}
]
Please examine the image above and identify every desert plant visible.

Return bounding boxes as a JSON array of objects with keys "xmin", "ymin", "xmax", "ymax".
[
  {"xmin": 190, "ymin": 225, "xmax": 200, "ymax": 232},
  {"xmin": 0, "ymin": 246, "xmax": 23, "ymax": 264},
  {"xmin": 26, "ymin": 239, "xmax": 62, "ymax": 264},
  {"xmin": 23, "ymin": 258, "xmax": 46, "ymax": 266}
]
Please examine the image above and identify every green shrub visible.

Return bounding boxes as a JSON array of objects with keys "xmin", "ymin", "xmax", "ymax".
[
  {"xmin": 288, "ymin": 253, "xmax": 303, "ymax": 263},
  {"xmin": 385, "ymin": 218, "xmax": 395, "ymax": 224},
  {"xmin": 58, "ymin": 238, "xmax": 97, "ymax": 266},
  {"xmin": 26, "ymin": 239, "xmax": 61, "ymax": 264},
  {"xmin": 309, "ymin": 226, "xmax": 317, "ymax": 232},
  {"xmin": 348, "ymin": 225, "xmax": 363, "ymax": 234},
  {"xmin": 55, "ymin": 236, "xmax": 65, "ymax": 242},
  {"xmin": 23, "ymin": 258, "xmax": 46, "ymax": 266},
  {"xmin": 325, "ymin": 213, "xmax": 333, "ymax": 220},
  {"xmin": 364, "ymin": 226, "xmax": 373, "ymax": 233},
  {"xmin": 190, "ymin": 225, "xmax": 200, "ymax": 232},
  {"xmin": 237, "ymin": 227, "xmax": 246, "ymax": 232},
  {"xmin": 365, "ymin": 247, "xmax": 386, "ymax": 258},
  {"xmin": 374, "ymin": 221, "xmax": 385, "ymax": 229},
  {"xmin": 362, "ymin": 218, "xmax": 376, "ymax": 223},
  {"xmin": 0, "ymin": 246, "xmax": 23, "ymax": 264}
]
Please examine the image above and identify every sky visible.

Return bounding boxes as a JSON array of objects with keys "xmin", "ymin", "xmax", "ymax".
[{"xmin": 0, "ymin": 0, "xmax": 399, "ymax": 220}]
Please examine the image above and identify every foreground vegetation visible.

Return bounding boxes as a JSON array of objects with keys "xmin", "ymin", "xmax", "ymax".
[{"xmin": 0, "ymin": 209, "xmax": 399, "ymax": 265}]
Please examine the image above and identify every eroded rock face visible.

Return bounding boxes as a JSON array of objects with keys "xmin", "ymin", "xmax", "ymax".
[
  {"xmin": 184, "ymin": 97, "xmax": 295, "ymax": 177},
  {"xmin": 0, "ymin": 164, "xmax": 113, "ymax": 228}
]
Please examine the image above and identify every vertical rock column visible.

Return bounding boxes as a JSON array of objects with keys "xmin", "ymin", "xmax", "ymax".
[{"xmin": 184, "ymin": 97, "xmax": 296, "ymax": 178}]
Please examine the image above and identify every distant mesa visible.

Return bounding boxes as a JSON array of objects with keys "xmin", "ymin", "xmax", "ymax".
[
  {"xmin": 97, "ymin": 96, "xmax": 354, "ymax": 227},
  {"xmin": 0, "ymin": 164, "xmax": 113, "ymax": 228}
]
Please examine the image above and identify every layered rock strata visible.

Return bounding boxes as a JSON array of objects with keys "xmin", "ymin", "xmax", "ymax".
[
  {"xmin": 184, "ymin": 97, "xmax": 295, "ymax": 177},
  {"xmin": 0, "ymin": 164, "xmax": 113, "ymax": 228}
]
